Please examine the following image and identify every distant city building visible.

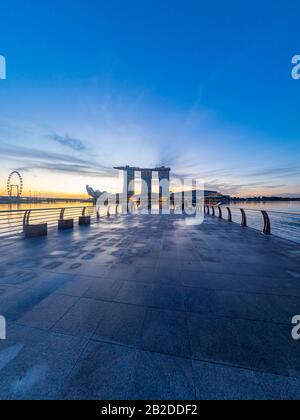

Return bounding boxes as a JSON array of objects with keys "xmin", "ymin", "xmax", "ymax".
[
  {"xmin": 114, "ymin": 166, "xmax": 171, "ymax": 209},
  {"xmin": 170, "ymin": 190, "xmax": 230, "ymax": 205},
  {"xmin": 203, "ymin": 190, "xmax": 230, "ymax": 203},
  {"xmin": 86, "ymin": 166, "xmax": 230, "ymax": 206}
]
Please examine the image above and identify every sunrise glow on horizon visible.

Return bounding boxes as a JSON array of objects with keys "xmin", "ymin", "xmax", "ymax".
[{"xmin": 1, "ymin": 0, "xmax": 300, "ymax": 199}]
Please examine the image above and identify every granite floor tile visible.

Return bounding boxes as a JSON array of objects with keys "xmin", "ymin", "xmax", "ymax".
[
  {"xmin": 141, "ymin": 308, "xmax": 190, "ymax": 358},
  {"xmin": 53, "ymin": 298, "xmax": 111, "ymax": 338},
  {"xmin": 193, "ymin": 360, "xmax": 300, "ymax": 400},
  {"xmin": 93, "ymin": 302, "xmax": 146, "ymax": 347},
  {"xmin": 188, "ymin": 314, "xmax": 294, "ymax": 376},
  {"xmin": 0, "ymin": 324, "xmax": 87, "ymax": 400},
  {"xmin": 114, "ymin": 281, "xmax": 152, "ymax": 306},
  {"xmin": 84, "ymin": 277, "xmax": 123, "ymax": 301},
  {"xmin": 128, "ymin": 351, "xmax": 195, "ymax": 400},
  {"xmin": 61, "ymin": 341, "xmax": 137, "ymax": 400},
  {"xmin": 150, "ymin": 285, "xmax": 185, "ymax": 311},
  {"xmin": 18, "ymin": 293, "xmax": 77, "ymax": 330}
]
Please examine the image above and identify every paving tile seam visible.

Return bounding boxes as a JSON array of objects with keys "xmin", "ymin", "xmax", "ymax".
[
  {"xmin": 38, "ymin": 294, "xmax": 300, "ymax": 328},
  {"xmin": 49, "ymin": 328, "xmax": 300, "ymax": 382},
  {"xmin": 48, "ymin": 296, "xmax": 82, "ymax": 331},
  {"xmin": 2, "ymin": 264, "xmax": 296, "ymax": 280},
  {"xmin": 185, "ymin": 302, "xmax": 198, "ymax": 400},
  {"xmin": 204, "ymin": 216, "xmax": 300, "ymax": 247},
  {"xmin": 124, "ymin": 348, "xmax": 147, "ymax": 400},
  {"xmin": 189, "ymin": 357, "xmax": 300, "ymax": 381},
  {"xmin": 188, "ymin": 355, "xmax": 300, "ymax": 381},
  {"xmin": 53, "ymin": 336, "xmax": 95, "ymax": 400},
  {"xmin": 2, "ymin": 275, "xmax": 300, "ymax": 296},
  {"xmin": 5, "ymin": 317, "xmax": 300, "ymax": 387},
  {"xmin": 180, "ymin": 284, "xmax": 300, "ymax": 299},
  {"xmin": 10, "ymin": 314, "xmax": 294, "ymax": 378}
]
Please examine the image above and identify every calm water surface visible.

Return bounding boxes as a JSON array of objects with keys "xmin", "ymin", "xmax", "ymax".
[
  {"xmin": 229, "ymin": 201, "xmax": 300, "ymax": 213},
  {"xmin": 222, "ymin": 201, "xmax": 300, "ymax": 244},
  {"xmin": 0, "ymin": 202, "xmax": 93, "ymax": 211},
  {"xmin": 0, "ymin": 201, "xmax": 300, "ymax": 244}
]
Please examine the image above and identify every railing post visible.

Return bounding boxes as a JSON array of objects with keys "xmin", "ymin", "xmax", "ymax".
[
  {"xmin": 82, "ymin": 207, "xmax": 86, "ymax": 217},
  {"xmin": 23, "ymin": 210, "xmax": 31, "ymax": 231},
  {"xmin": 59, "ymin": 208, "xmax": 65, "ymax": 220},
  {"xmin": 212, "ymin": 206, "xmax": 215, "ymax": 217},
  {"xmin": 218, "ymin": 206, "xmax": 222, "ymax": 219},
  {"xmin": 262, "ymin": 211, "xmax": 271, "ymax": 235},
  {"xmin": 116, "ymin": 193, "xmax": 120, "ymax": 216},
  {"xmin": 240, "ymin": 208, "xmax": 247, "ymax": 227},
  {"xmin": 23, "ymin": 211, "xmax": 28, "ymax": 229},
  {"xmin": 227, "ymin": 207, "xmax": 232, "ymax": 222},
  {"xmin": 23, "ymin": 211, "xmax": 27, "ymax": 229}
]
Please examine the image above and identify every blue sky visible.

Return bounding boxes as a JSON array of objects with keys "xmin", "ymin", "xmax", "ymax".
[{"xmin": 0, "ymin": 0, "xmax": 299, "ymax": 197}]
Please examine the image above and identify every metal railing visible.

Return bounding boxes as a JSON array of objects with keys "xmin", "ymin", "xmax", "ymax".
[
  {"xmin": 0, "ymin": 206, "xmax": 96, "ymax": 239},
  {"xmin": 1, "ymin": 203, "xmax": 299, "ymax": 244},
  {"xmin": 204, "ymin": 205, "xmax": 300, "ymax": 244}
]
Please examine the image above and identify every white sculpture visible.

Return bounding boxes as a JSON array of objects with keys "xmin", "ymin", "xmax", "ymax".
[{"xmin": 86, "ymin": 185, "xmax": 106, "ymax": 202}]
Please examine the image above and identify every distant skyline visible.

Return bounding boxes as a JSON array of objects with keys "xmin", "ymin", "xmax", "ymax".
[{"xmin": 0, "ymin": 0, "xmax": 300, "ymax": 198}]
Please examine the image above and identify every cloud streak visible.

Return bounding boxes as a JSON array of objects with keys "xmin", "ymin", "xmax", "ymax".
[
  {"xmin": 0, "ymin": 143, "xmax": 116, "ymax": 178},
  {"xmin": 245, "ymin": 166, "xmax": 300, "ymax": 179},
  {"xmin": 49, "ymin": 133, "xmax": 87, "ymax": 152}
]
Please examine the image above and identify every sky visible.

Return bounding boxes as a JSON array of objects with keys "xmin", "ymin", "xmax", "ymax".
[{"xmin": 0, "ymin": 0, "xmax": 300, "ymax": 198}]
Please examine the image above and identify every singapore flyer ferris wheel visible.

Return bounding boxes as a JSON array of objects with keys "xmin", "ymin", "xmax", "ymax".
[{"xmin": 7, "ymin": 171, "xmax": 24, "ymax": 198}]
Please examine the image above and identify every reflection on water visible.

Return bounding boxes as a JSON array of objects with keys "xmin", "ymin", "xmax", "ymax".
[
  {"xmin": 222, "ymin": 201, "xmax": 300, "ymax": 244},
  {"xmin": 1, "ymin": 200, "xmax": 298, "ymax": 212},
  {"xmin": 0, "ymin": 201, "xmax": 300, "ymax": 244},
  {"xmin": 229, "ymin": 201, "xmax": 300, "ymax": 213},
  {"xmin": 0, "ymin": 202, "xmax": 93, "ymax": 211},
  {"xmin": 0, "ymin": 202, "xmax": 95, "ymax": 239}
]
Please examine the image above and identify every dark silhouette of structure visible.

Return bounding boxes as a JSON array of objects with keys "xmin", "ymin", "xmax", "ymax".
[{"xmin": 114, "ymin": 166, "xmax": 171, "ymax": 210}]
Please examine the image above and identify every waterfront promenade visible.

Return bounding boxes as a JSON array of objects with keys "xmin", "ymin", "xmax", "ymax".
[{"xmin": 0, "ymin": 214, "xmax": 300, "ymax": 400}]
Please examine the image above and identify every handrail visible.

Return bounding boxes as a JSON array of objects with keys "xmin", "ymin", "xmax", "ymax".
[
  {"xmin": 240, "ymin": 209, "xmax": 247, "ymax": 227},
  {"xmin": 59, "ymin": 208, "xmax": 65, "ymax": 220},
  {"xmin": 0, "ymin": 205, "xmax": 97, "ymax": 238},
  {"xmin": 0, "ymin": 205, "xmax": 93, "ymax": 214},
  {"xmin": 1, "ymin": 203, "xmax": 299, "ymax": 242},
  {"xmin": 227, "ymin": 207, "xmax": 232, "ymax": 222},
  {"xmin": 218, "ymin": 206, "xmax": 222, "ymax": 219},
  {"xmin": 222, "ymin": 206, "xmax": 300, "ymax": 216},
  {"xmin": 262, "ymin": 210, "xmax": 271, "ymax": 235},
  {"xmin": 205, "ymin": 204, "xmax": 300, "ymax": 238}
]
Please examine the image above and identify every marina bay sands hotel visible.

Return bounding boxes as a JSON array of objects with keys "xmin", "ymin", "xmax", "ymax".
[{"xmin": 114, "ymin": 165, "xmax": 171, "ymax": 207}]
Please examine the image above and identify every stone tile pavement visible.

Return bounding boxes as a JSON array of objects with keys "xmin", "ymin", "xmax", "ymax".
[{"xmin": 0, "ymin": 214, "xmax": 300, "ymax": 400}]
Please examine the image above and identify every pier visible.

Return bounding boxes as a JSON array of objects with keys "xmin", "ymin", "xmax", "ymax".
[{"xmin": 0, "ymin": 212, "xmax": 300, "ymax": 399}]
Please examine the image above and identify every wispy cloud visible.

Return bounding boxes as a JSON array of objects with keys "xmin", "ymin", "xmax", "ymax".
[
  {"xmin": 204, "ymin": 179, "xmax": 289, "ymax": 196},
  {"xmin": 1, "ymin": 101, "xmax": 299, "ymax": 196},
  {"xmin": 16, "ymin": 162, "xmax": 116, "ymax": 178},
  {"xmin": 49, "ymin": 133, "xmax": 87, "ymax": 152},
  {"xmin": 245, "ymin": 166, "xmax": 300, "ymax": 179},
  {"xmin": 0, "ymin": 143, "xmax": 116, "ymax": 178}
]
